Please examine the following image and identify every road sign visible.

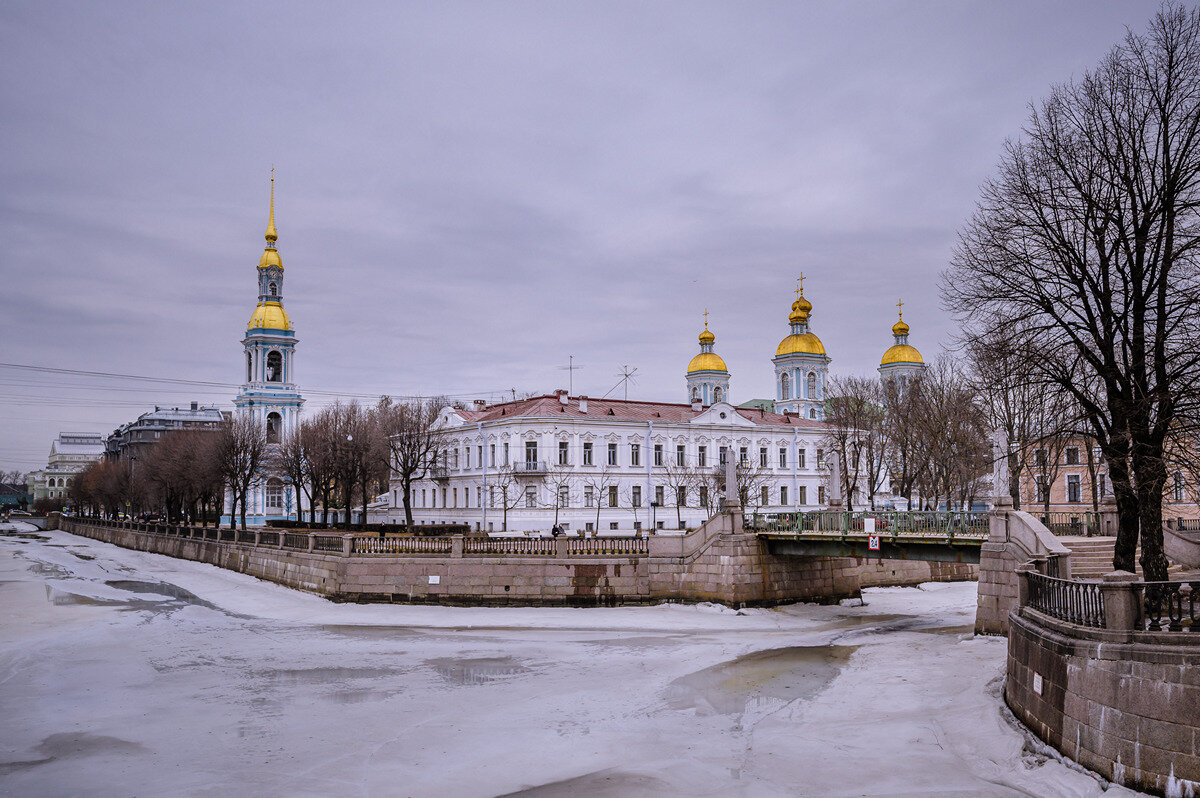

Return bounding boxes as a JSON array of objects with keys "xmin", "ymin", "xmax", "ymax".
[{"xmin": 868, "ymin": 535, "xmax": 881, "ymax": 551}]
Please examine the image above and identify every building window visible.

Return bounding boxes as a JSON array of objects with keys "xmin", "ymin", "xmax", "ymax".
[
  {"xmin": 719, "ymin": 446, "xmax": 728, "ymax": 466},
  {"xmin": 632, "ymin": 486, "xmax": 642, "ymax": 507},
  {"xmin": 1098, "ymin": 473, "xmax": 1106, "ymax": 497},
  {"xmin": 798, "ymin": 449, "xmax": 806, "ymax": 469},
  {"xmin": 781, "ymin": 372, "xmax": 790, "ymax": 400},
  {"xmin": 807, "ymin": 372, "xmax": 817, "ymax": 398},
  {"xmin": 266, "ymin": 350, "xmax": 282, "ymax": 382},
  {"xmin": 608, "ymin": 486, "xmax": 618, "ymax": 507},
  {"xmin": 677, "ymin": 486, "xmax": 687, "ymax": 507},
  {"xmin": 503, "ymin": 443, "xmax": 509, "ymax": 466},
  {"xmin": 634, "ymin": 521, "xmax": 643, "ymax": 531},
  {"xmin": 245, "ymin": 352, "xmax": 252, "ymax": 383},
  {"xmin": 676, "ymin": 445, "xmax": 686, "ymax": 467},
  {"xmin": 799, "ymin": 486, "xmax": 807, "ymax": 505},
  {"xmin": 489, "ymin": 486, "xmax": 496, "ymax": 508},
  {"xmin": 464, "ymin": 448, "xmax": 470, "ymax": 469},
  {"xmin": 477, "ymin": 445, "xmax": 483, "ymax": 466},
  {"xmin": 1035, "ymin": 449, "xmax": 1047, "ymax": 469},
  {"xmin": 818, "ymin": 486, "xmax": 826, "ymax": 504},
  {"xmin": 1036, "ymin": 477, "xmax": 1049, "ymax": 503},
  {"xmin": 740, "ymin": 447, "xmax": 748, "ymax": 466},
  {"xmin": 490, "ymin": 444, "xmax": 496, "ymax": 467},
  {"xmin": 699, "ymin": 486, "xmax": 709, "ymax": 508},
  {"xmin": 452, "ymin": 449, "xmax": 459, "ymax": 469},
  {"xmin": 1174, "ymin": 472, "xmax": 1185, "ymax": 503},
  {"xmin": 559, "ymin": 486, "xmax": 570, "ymax": 508},
  {"xmin": 476, "ymin": 486, "xmax": 482, "ymax": 507},
  {"xmin": 1065, "ymin": 447, "xmax": 1080, "ymax": 465},
  {"xmin": 761, "ymin": 486, "xmax": 769, "ymax": 506},
  {"xmin": 630, "ymin": 444, "xmax": 640, "ymax": 467},
  {"xmin": 525, "ymin": 441, "xmax": 538, "ymax": 466},
  {"xmin": 816, "ymin": 449, "xmax": 824, "ymax": 469},
  {"xmin": 583, "ymin": 442, "xmax": 593, "ymax": 466},
  {"xmin": 584, "ymin": 485, "xmax": 595, "ymax": 507},
  {"xmin": 781, "ymin": 486, "xmax": 788, "ymax": 505},
  {"xmin": 558, "ymin": 441, "xmax": 569, "ymax": 466},
  {"xmin": 266, "ymin": 479, "xmax": 283, "ymax": 509},
  {"xmin": 654, "ymin": 485, "xmax": 664, "ymax": 506},
  {"xmin": 608, "ymin": 443, "xmax": 618, "ymax": 466},
  {"xmin": 266, "ymin": 412, "xmax": 281, "ymax": 443},
  {"xmin": 714, "ymin": 387, "xmax": 723, "ymax": 403},
  {"xmin": 809, "ymin": 408, "xmax": 817, "ymax": 419},
  {"xmin": 452, "ymin": 488, "xmax": 457, "ymax": 508},
  {"xmin": 1067, "ymin": 474, "xmax": 1081, "ymax": 503},
  {"xmin": 654, "ymin": 444, "xmax": 663, "ymax": 467},
  {"xmin": 524, "ymin": 487, "xmax": 537, "ymax": 508},
  {"xmin": 698, "ymin": 446, "xmax": 707, "ymax": 467},
  {"xmin": 779, "ymin": 448, "xmax": 787, "ymax": 469},
  {"xmin": 610, "ymin": 522, "xmax": 619, "ymax": 530},
  {"xmin": 586, "ymin": 522, "xmax": 595, "ymax": 533}
]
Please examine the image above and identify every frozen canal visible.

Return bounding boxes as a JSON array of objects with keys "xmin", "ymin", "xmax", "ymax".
[{"xmin": 0, "ymin": 524, "xmax": 1138, "ymax": 797}]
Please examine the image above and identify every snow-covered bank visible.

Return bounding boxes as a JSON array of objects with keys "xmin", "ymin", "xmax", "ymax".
[{"xmin": 0, "ymin": 524, "xmax": 1141, "ymax": 796}]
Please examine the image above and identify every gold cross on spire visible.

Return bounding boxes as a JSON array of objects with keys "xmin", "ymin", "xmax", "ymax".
[
  {"xmin": 797, "ymin": 272, "xmax": 805, "ymax": 297},
  {"xmin": 702, "ymin": 307, "xmax": 709, "ymax": 330},
  {"xmin": 897, "ymin": 298, "xmax": 903, "ymax": 319},
  {"xmin": 265, "ymin": 166, "xmax": 278, "ymax": 244}
]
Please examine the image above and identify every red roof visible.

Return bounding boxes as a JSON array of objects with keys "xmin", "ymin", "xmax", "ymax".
[{"xmin": 456, "ymin": 394, "xmax": 827, "ymax": 429}]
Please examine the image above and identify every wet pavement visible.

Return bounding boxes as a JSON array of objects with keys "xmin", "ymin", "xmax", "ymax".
[{"xmin": 0, "ymin": 523, "xmax": 1138, "ymax": 797}]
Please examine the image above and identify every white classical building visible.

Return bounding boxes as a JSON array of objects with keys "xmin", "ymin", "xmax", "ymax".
[{"xmin": 28, "ymin": 432, "xmax": 107, "ymax": 503}]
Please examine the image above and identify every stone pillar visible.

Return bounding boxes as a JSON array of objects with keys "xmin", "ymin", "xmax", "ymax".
[
  {"xmin": 555, "ymin": 536, "xmax": 568, "ymax": 558},
  {"xmin": 1101, "ymin": 570, "xmax": 1140, "ymax": 630},
  {"xmin": 451, "ymin": 534, "xmax": 464, "ymax": 558},
  {"xmin": 1099, "ymin": 497, "xmax": 1118, "ymax": 538},
  {"xmin": 342, "ymin": 534, "xmax": 354, "ymax": 557},
  {"xmin": 307, "ymin": 533, "xmax": 316, "ymax": 552},
  {"xmin": 1016, "ymin": 562, "xmax": 1034, "ymax": 609},
  {"xmin": 254, "ymin": 530, "xmax": 261, "ymax": 546}
]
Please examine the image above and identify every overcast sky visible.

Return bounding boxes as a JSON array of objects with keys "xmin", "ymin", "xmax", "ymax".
[{"xmin": 0, "ymin": 1, "xmax": 1163, "ymax": 470}]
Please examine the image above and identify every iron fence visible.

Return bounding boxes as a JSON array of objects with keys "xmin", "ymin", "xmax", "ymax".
[
  {"xmin": 1027, "ymin": 571, "xmax": 1106, "ymax": 628},
  {"xmin": 1037, "ymin": 512, "xmax": 1098, "ymax": 536},
  {"xmin": 1141, "ymin": 580, "xmax": 1199, "ymax": 632},
  {"xmin": 748, "ymin": 510, "xmax": 989, "ymax": 540}
]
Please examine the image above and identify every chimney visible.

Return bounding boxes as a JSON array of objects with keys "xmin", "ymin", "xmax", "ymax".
[
  {"xmin": 691, "ymin": 400, "xmax": 702, "ymax": 412},
  {"xmin": 191, "ymin": 401, "xmax": 199, "ymax": 411},
  {"xmin": 474, "ymin": 399, "xmax": 487, "ymax": 410},
  {"xmin": 556, "ymin": 389, "xmax": 569, "ymax": 405},
  {"xmin": 578, "ymin": 396, "xmax": 588, "ymax": 413}
]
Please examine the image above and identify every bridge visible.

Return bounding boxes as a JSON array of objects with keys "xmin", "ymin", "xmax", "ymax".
[{"xmin": 749, "ymin": 510, "xmax": 990, "ymax": 564}]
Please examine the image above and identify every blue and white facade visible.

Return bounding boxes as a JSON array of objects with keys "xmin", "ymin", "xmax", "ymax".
[
  {"xmin": 225, "ymin": 178, "xmax": 304, "ymax": 525},
  {"xmin": 772, "ymin": 289, "xmax": 830, "ymax": 420}
]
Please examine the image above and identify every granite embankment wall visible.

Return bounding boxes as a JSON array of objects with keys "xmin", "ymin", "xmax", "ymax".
[
  {"xmin": 1006, "ymin": 569, "xmax": 1200, "ymax": 795},
  {"xmin": 857, "ymin": 558, "xmax": 977, "ymax": 587},
  {"xmin": 59, "ymin": 517, "xmax": 862, "ymax": 607}
]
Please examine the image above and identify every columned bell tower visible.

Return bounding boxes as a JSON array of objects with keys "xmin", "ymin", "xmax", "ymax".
[{"xmin": 232, "ymin": 174, "xmax": 304, "ymax": 522}]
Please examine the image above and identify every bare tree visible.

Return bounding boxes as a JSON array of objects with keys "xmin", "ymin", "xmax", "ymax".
[
  {"xmin": 581, "ymin": 465, "xmax": 619, "ymax": 532},
  {"xmin": 378, "ymin": 397, "xmax": 446, "ymax": 530},
  {"xmin": 943, "ymin": 5, "xmax": 1200, "ymax": 578},
  {"xmin": 217, "ymin": 414, "xmax": 267, "ymax": 530}
]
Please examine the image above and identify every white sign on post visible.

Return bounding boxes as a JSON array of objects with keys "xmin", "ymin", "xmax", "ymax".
[
  {"xmin": 864, "ymin": 517, "xmax": 876, "ymax": 534},
  {"xmin": 868, "ymin": 535, "xmax": 881, "ymax": 551}
]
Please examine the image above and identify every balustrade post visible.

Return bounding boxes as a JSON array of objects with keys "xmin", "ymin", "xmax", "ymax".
[
  {"xmin": 451, "ymin": 534, "xmax": 464, "ymax": 558},
  {"xmin": 342, "ymin": 534, "xmax": 354, "ymax": 557},
  {"xmin": 1030, "ymin": 554, "xmax": 1048, "ymax": 575},
  {"xmin": 555, "ymin": 536, "xmax": 568, "ymax": 558},
  {"xmin": 254, "ymin": 530, "xmax": 261, "ymax": 546},
  {"xmin": 1101, "ymin": 570, "xmax": 1140, "ymax": 630},
  {"xmin": 277, "ymin": 532, "xmax": 285, "ymax": 549},
  {"xmin": 1099, "ymin": 496, "xmax": 1118, "ymax": 538},
  {"xmin": 307, "ymin": 533, "xmax": 316, "ymax": 552}
]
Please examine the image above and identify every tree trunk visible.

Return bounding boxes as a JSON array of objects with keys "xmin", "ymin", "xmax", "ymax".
[
  {"xmin": 1133, "ymin": 449, "xmax": 1171, "ymax": 581},
  {"xmin": 1108, "ymin": 454, "xmax": 1140, "ymax": 573}
]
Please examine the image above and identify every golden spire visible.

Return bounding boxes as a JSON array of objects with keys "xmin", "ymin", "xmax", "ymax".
[{"xmin": 265, "ymin": 167, "xmax": 278, "ymax": 243}]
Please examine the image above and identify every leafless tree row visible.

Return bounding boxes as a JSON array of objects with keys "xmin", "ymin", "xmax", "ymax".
[{"xmin": 943, "ymin": 5, "xmax": 1200, "ymax": 578}]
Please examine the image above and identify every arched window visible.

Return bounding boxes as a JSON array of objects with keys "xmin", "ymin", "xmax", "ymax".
[
  {"xmin": 246, "ymin": 352, "xmax": 252, "ymax": 383},
  {"xmin": 780, "ymin": 372, "xmax": 790, "ymax": 399},
  {"xmin": 266, "ymin": 412, "xmax": 281, "ymax": 443},
  {"xmin": 809, "ymin": 408, "xmax": 818, "ymax": 420},
  {"xmin": 266, "ymin": 351, "xmax": 282, "ymax": 382},
  {"xmin": 266, "ymin": 478, "xmax": 283, "ymax": 510},
  {"xmin": 691, "ymin": 387, "xmax": 700, "ymax": 403},
  {"xmin": 268, "ymin": 281, "xmax": 278, "ymax": 297},
  {"xmin": 807, "ymin": 372, "xmax": 817, "ymax": 399},
  {"xmin": 713, "ymin": 386, "xmax": 723, "ymax": 403}
]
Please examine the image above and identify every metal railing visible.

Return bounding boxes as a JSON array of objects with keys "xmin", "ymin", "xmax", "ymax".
[
  {"xmin": 312, "ymin": 535, "xmax": 343, "ymax": 553},
  {"xmin": 237, "ymin": 530, "xmax": 256, "ymax": 544},
  {"xmin": 1173, "ymin": 518, "xmax": 1200, "ymax": 531},
  {"xmin": 282, "ymin": 533, "xmax": 308, "ymax": 550},
  {"xmin": 1027, "ymin": 571, "xmax": 1106, "ymax": 628},
  {"xmin": 259, "ymin": 531, "xmax": 279, "ymax": 546},
  {"xmin": 1037, "ymin": 512, "xmax": 1099, "ymax": 536},
  {"xmin": 1141, "ymin": 580, "xmax": 1198, "ymax": 632},
  {"xmin": 749, "ymin": 510, "xmax": 989, "ymax": 541},
  {"xmin": 512, "ymin": 461, "xmax": 549, "ymax": 476}
]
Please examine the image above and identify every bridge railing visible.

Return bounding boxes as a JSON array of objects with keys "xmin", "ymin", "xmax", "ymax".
[
  {"xmin": 1036, "ymin": 511, "xmax": 1099, "ymax": 536},
  {"xmin": 748, "ymin": 510, "xmax": 990, "ymax": 541}
]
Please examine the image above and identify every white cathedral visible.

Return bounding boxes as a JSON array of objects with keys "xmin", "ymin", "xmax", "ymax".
[{"xmin": 390, "ymin": 284, "xmax": 926, "ymax": 534}]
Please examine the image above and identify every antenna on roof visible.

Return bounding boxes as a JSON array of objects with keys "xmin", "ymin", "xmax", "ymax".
[
  {"xmin": 602, "ymin": 365, "xmax": 638, "ymax": 400},
  {"xmin": 555, "ymin": 355, "xmax": 585, "ymax": 395}
]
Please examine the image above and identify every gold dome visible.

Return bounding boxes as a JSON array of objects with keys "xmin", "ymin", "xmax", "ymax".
[
  {"xmin": 687, "ymin": 352, "xmax": 728, "ymax": 373},
  {"xmin": 881, "ymin": 343, "xmax": 923, "ymax": 366},
  {"xmin": 699, "ymin": 328, "xmax": 715, "ymax": 345},
  {"xmin": 247, "ymin": 301, "xmax": 292, "ymax": 331},
  {"xmin": 892, "ymin": 318, "xmax": 910, "ymax": 336},
  {"xmin": 259, "ymin": 248, "xmax": 282, "ymax": 269},
  {"xmin": 776, "ymin": 333, "xmax": 826, "ymax": 357}
]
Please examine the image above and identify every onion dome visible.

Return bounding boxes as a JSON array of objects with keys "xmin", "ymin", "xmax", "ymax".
[
  {"xmin": 248, "ymin": 301, "xmax": 292, "ymax": 331},
  {"xmin": 688, "ymin": 314, "xmax": 728, "ymax": 373},
  {"xmin": 778, "ymin": 280, "xmax": 825, "ymax": 355},
  {"xmin": 881, "ymin": 301, "xmax": 922, "ymax": 365}
]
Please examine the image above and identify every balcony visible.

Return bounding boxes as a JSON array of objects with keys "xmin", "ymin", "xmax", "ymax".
[
  {"xmin": 513, "ymin": 461, "xmax": 549, "ymax": 477},
  {"xmin": 430, "ymin": 465, "xmax": 449, "ymax": 481}
]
